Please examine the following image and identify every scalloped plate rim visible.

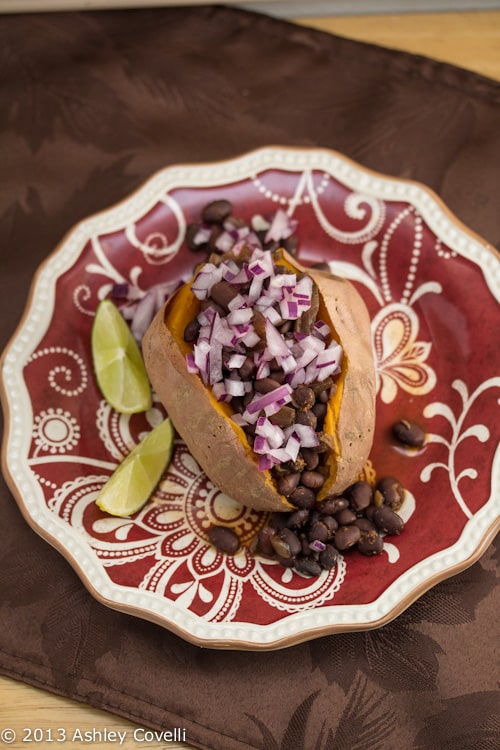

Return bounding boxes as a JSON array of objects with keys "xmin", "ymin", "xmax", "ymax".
[{"xmin": 1, "ymin": 145, "xmax": 499, "ymax": 650}]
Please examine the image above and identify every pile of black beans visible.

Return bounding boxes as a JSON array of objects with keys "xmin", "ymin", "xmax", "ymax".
[
  {"xmin": 208, "ymin": 475, "xmax": 406, "ymax": 576},
  {"xmin": 254, "ymin": 475, "xmax": 406, "ymax": 576}
]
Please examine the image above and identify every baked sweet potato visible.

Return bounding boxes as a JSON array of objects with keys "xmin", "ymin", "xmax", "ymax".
[{"xmin": 143, "ymin": 248, "xmax": 376, "ymax": 512}]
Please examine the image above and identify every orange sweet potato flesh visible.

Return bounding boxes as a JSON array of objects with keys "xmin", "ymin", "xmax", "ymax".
[{"xmin": 142, "ymin": 251, "xmax": 376, "ymax": 512}]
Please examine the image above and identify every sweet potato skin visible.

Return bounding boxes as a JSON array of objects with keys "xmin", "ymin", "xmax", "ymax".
[
  {"xmin": 312, "ymin": 266, "xmax": 376, "ymax": 499},
  {"xmin": 142, "ymin": 304, "xmax": 292, "ymax": 511},
  {"xmin": 143, "ymin": 254, "xmax": 376, "ymax": 512}
]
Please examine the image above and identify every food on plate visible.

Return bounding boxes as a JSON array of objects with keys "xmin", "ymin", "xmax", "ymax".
[
  {"xmin": 142, "ymin": 207, "xmax": 376, "ymax": 514},
  {"xmin": 91, "ymin": 298, "xmax": 152, "ymax": 414},
  {"xmin": 96, "ymin": 417, "xmax": 174, "ymax": 517},
  {"xmin": 93, "ymin": 201, "xmax": 408, "ymax": 575}
]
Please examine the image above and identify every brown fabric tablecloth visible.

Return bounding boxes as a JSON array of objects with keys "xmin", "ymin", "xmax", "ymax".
[{"xmin": 1, "ymin": 6, "xmax": 499, "ymax": 749}]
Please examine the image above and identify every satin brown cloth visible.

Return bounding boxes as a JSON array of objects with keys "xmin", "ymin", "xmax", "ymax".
[{"xmin": 1, "ymin": 6, "xmax": 499, "ymax": 749}]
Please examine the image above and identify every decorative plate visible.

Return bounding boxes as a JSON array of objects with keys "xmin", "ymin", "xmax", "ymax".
[{"xmin": 1, "ymin": 147, "xmax": 499, "ymax": 650}]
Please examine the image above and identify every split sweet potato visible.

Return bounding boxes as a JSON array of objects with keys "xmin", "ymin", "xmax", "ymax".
[{"xmin": 143, "ymin": 250, "xmax": 376, "ymax": 512}]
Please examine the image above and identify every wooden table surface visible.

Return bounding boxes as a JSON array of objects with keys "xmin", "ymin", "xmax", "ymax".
[{"xmin": 1, "ymin": 9, "xmax": 499, "ymax": 750}]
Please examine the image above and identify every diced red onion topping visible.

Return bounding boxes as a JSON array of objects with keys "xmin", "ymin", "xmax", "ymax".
[
  {"xmin": 110, "ymin": 278, "xmax": 181, "ymax": 343},
  {"xmin": 183, "ymin": 212, "xmax": 343, "ymax": 471}
]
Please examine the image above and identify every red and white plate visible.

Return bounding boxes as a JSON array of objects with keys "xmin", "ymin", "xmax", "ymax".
[{"xmin": 1, "ymin": 147, "xmax": 499, "ymax": 650}]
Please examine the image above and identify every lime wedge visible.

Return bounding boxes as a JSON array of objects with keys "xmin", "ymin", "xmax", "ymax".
[
  {"xmin": 96, "ymin": 417, "xmax": 175, "ymax": 516},
  {"xmin": 91, "ymin": 299, "xmax": 152, "ymax": 414}
]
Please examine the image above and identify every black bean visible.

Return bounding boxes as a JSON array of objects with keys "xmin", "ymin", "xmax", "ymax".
[
  {"xmin": 257, "ymin": 526, "xmax": 277, "ymax": 556},
  {"xmin": 276, "ymin": 472, "xmax": 301, "ymax": 497},
  {"xmin": 254, "ymin": 377, "xmax": 282, "ymax": 394},
  {"xmin": 301, "ymin": 448, "xmax": 319, "ymax": 470},
  {"xmin": 392, "ymin": 418, "xmax": 426, "ymax": 447},
  {"xmin": 291, "ymin": 384, "xmax": 316, "ymax": 411},
  {"xmin": 310, "ymin": 377, "xmax": 334, "ymax": 396},
  {"xmin": 334, "ymin": 525, "xmax": 361, "ymax": 551},
  {"xmin": 364, "ymin": 504, "xmax": 377, "ymax": 522},
  {"xmin": 238, "ymin": 356, "xmax": 256, "ymax": 380},
  {"xmin": 320, "ymin": 516, "xmax": 338, "ymax": 535},
  {"xmin": 354, "ymin": 517, "xmax": 377, "ymax": 534},
  {"xmin": 210, "ymin": 280, "xmax": 240, "ymax": 309},
  {"xmin": 271, "ymin": 528, "xmax": 302, "ymax": 559},
  {"xmin": 284, "ymin": 455, "xmax": 307, "ymax": 474},
  {"xmin": 374, "ymin": 476, "xmax": 405, "ymax": 511},
  {"xmin": 295, "ymin": 557, "xmax": 322, "ymax": 577},
  {"xmin": 208, "ymin": 525, "xmax": 240, "ymax": 555},
  {"xmin": 308, "ymin": 521, "xmax": 330, "ymax": 543},
  {"xmin": 202, "ymin": 199, "xmax": 232, "ymax": 224},
  {"xmin": 286, "ymin": 509, "xmax": 310, "ymax": 529},
  {"xmin": 313, "ymin": 432, "xmax": 335, "ymax": 453},
  {"xmin": 183, "ymin": 318, "xmax": 201, "ymax": 342},
  {"xmin": 299, "ymin": 534, "xmax": 312, "ymax": 556},
  {"xmin": 312, "ymin": 402, "xmax": 327, "ymax": 422},
  {"xmin": 185, "ymin": 223, "xmax": 207, "ymax": 251},
  {"xmin": 317, "ymin": 497, "xmax": 348, "ymax": 515},
  {"xmin": 289, "ymin": 486, "xmax": 316, "ymax": 509},
  {"xmin": 300, "ymin": 470, "xmax": 325, "ymax": 490},
  {"xmin": 319, "ymin": 544, "xmax": 338, "ymax": 569},
  {"xmin": 269, "ymin": 406, "xmax": 296, "ymax": 428},
  {"xmin": 335, "ymin": 508, "xmax": 357, "ymax": 526},
  {"xmin": 373, "ymin": 506, "xmax": 404, "ymax": 535},
  {"xmin": 357, "ymin": 531, "xmax": 384, "ymax": 556},
  {"xmin": 346, "ymin": 480, "xmax": 373, "ymax": 512},
  {"xmin": 274, "ymin": 553, "xmax": 295, "ymax": 568},
  {"xmin": 269, "ymin": 369, "xmax": 286, "ymax": 384},
  {"xmin": 200, "ymin": 299, "xmax": 225, "ymax": 317},
  {"xmin": 295, "ymin": 410, "xmax": 318, "ymax": 429},
  {"xmin": 268, "ymin": 513, "xmax": 289, "ymax": 531}
]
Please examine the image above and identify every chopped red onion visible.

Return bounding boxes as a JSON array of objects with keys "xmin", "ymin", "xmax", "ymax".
[
  {"xmin": 227, "ymin": 307, "xmax": 253, "ymax": 326},
  {"xmin": 261, "ymin": 306, "xmax": 282, "ymax": 326},
  {"xmin": 246, "ymin": 384, "xmax": 293, "ymax": 415},
  {"xmin": 224, "ymin": 378, "xmax": 246, "ymax": 397},
  {"xmin": 193, "ymin": 225, "xmax": 212, "ymax": 245},
  {"xmin": 248, "ymin": 251, "xmax": 274, "ymax": 279},
  {"xmin": 256, "ymin": 361, "xmax": 271, "ymax": 380},
  {"xmin": 264, "ymin": 209, "xmax": 297, "ymax": 242},
  {"xmin": 255, "ymin": 417, "xmax": 285, "ymax": 449},
  {"xmin": 191, "ymin": 264, "xmax": 223, "ymax": 299},
  {"xmin": 226, "ymin": 353, "xmax": 246, "ymax": 369},
  {"xmin": 215, "ymin": 231, "xmax": 236, "ymax": 253},
  {"xmin": 240, "ymin": 330, "xmax": 260, "ymax": 348},
  {"xmin": 270, "ymin": 273, "xmax": 296, "ymax": 290},
  {"xmin": 130, "ymin": 292, "xmax": 157, "ymax": 342},
  {"xmin": 212, "ymin": 382, "xmax": 233, "ymax": 403},
  {"xmin": 264, "ymin": 318, "xmax": 289, "ymax": 359},
  {"xmin": 248, "ymin": 275, "xmax": 264, "ymax": 304},
  {"xmin": 279, "ymin": 298, "xmax": 299, "ymax": 320},
  {"xmin": 227, "ymin": 293, "xmax": 246, "ymax": 311},
  {"xmin": 251, "ymin": 214, "xmax": 270, "ymax": 233},
  {"xmin": 309, "ymin": 539, "xmax": 326, "ymax": 552},
  {"xmin": 286, "ymin": 423, "xmax": 320, "ymax": 448},
  {"xmin": 313, "ymin": 320, "xmax": 331, "ymax": 340},
  {"xmin": 268, "ymin": 447, "xmax": 293, "ymax": 464},
  {"xmin": 185, "ymin": 353, "xmax": 198, "ymax": 374},
  {"xmin": 285, "ymin": 433, "xmax": 301, "ymax": 462},
  {"xmin": 258, "ymin": 454, "xmax": 276, "ymax": 472}
]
